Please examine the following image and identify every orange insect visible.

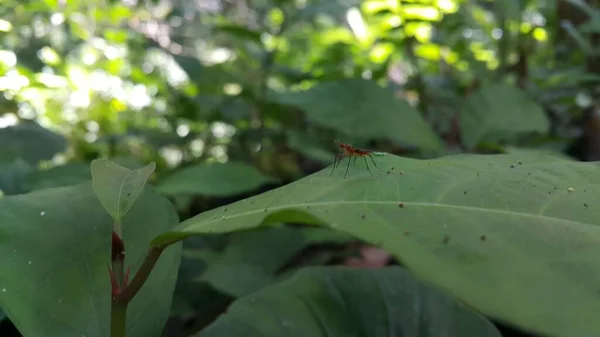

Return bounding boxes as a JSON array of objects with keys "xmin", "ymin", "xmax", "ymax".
[{"xmin": 330, "ymin": 140, "xmax": 379, "ymax": 178}]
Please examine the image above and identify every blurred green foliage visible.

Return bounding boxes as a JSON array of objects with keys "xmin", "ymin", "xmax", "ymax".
[{"xmin": 2, "ymin": 0, "xmax": 600, "ymax": 335}]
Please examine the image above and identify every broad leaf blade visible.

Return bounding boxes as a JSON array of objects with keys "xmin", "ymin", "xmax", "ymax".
[
  {"xmin": 269, "ymin": 79, "xmax": 442, "ymax": 151},
  {"xmin": 199, "ymin": 267, "xmax": 502, "ymax": 337},
  {"xmin": 198, "ymin": 227, "xmax": 355, "ymax": 297},
  {"xmin": 155, "ymin": 151, "xmax": 600, "ymax": 337},
  {"xmin": 0, "ymin": 121, "xmax": 67, "ymax": 164},
  {"xmin": 0, "ymin": 182, "xmax": 181, "ymax": 337},
  {"xmin": 156, "ymin": 162, "xmax": 277, "ymax": 197},
  {"xmin": 91, "ymin": 159, "xmax": 156, "ymax": 221},
  {"xmin": 459, "ymin": 84, "xmax": 550, "ymax": 148},
  {"xmin": 25, "ymin": 163, "xmax": 91, "ymax": 190}
]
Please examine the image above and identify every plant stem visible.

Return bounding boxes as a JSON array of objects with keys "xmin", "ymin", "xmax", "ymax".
[
  {"xmin": 110, "ymin": 299, "xmax": 127, "ymax": 337},
  {"xmin": 110, "ymin": 230, "xmax": 127, "ymax": 337},
  {"xmin": 108, "ymin": 233, "xmax": 171, "ymax": 336},
  {"xmin": 117, "ymin": 245, "xmax": 166, "ymax": 303},
  {"xmin": 114, "ymin": 219, "xmax": 122, "ymax": 238}
]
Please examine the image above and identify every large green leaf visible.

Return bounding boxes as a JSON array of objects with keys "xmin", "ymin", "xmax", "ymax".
[
  {"xmin": 0, "ymin": 121, "xmax": 67, "ymax": 164},
  {"xmin": 91, "ymin": 159, "xmax": 156, "ymax": 221},
  {"xmin": 198, "ymin": 226, "xmax": 355, "ymax": 297},
  {"xmin": 199, "ymin": 266, "xmax": 502, "ymax": 337},
  {"xmin": 459, "ymin": 84, "xmax": 550, "ymax": 148},
  {"xmin": 155, "ymin": 151, "xmax": 600, "ymax": 337},
  {"xmin": 0, "ymin": 183, "xmax": 181, "ymax": 337},
  {"xmin": 269, "ymin": 79, "xmax": 442, "ymax": 150},
  {"xmin": 156, "ymin": 162, "xmax": 277, "ymax": 197},
  {"xmin": 25, "ymin": 163, "xmax": 91, "ymax": 191}
]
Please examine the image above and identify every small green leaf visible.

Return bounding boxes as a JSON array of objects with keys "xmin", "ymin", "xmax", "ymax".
[
  {"xmin": 156, "ymin": 162, "xmax": 277, "ymax": 197},
  {"xmin": 0, "ymin": 183, "xmax": 181, "ymax": 337},
  {"xmin": 459, "ymin": 84, "xmax": 550, "ymax": 148},
  {"xmin": 269, "ymin": 79, "xmax": 442, "ymax": 151},
  {"xmin": 199, "ymin": 267, "xmax": 502, "ymax": 337},
  {"xmin": 91, "ymin": 159, "xmax": 156, "ymax": 222},
  {"xmin": 214, "ymin": 24, "xmax": 262, "ymax": 44}
]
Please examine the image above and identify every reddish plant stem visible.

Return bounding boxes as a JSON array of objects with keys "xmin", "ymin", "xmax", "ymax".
[
  {"xmin": 110, "ymin": 230, "xmax": 127, "ymax": 337},
  {"xmin": 116, "ymin": 244, "xmax": 165, "ymax": 303},
  {"xmin": 109, "ymin": 229, "xmax": 171, "ymax": 337}
]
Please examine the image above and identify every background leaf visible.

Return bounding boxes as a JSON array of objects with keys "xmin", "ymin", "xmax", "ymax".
[
  {"xmin": 459, "ymin": 84, "xmax": 550, "ymax": 148},
  {"xmin": 197, "ymin": 226, "xmax": 356, "ymax": 297},
  {"xmin": 0, "ymin": 158, "xmax": 34, "ymax": 195},
  {"xmin": 91, "ymin": 159, "xmax": 156, "ymax": 221},
  {"xmin": 286, "ymin": 130, "xmax": 334, "ymax": 164},
  {"xmin": 269, "ymin": 79, "xmax": 442, "ymax": 150},
  {"xmin": 0, "ymin": 121, "xmax": 67, "ymax": 165},
  {"xmin": 156, "ymin": 151, "xmax": 600, "ymax": 337},
  {"xmin": 0, "ymin": 182, "xmax": 181, "ymax": 337},
  {"xmin": 199, "ymin": 266, "xmax": 503, "ymax": 337},
  {"xmin": 25, "ymin": 163, "xmax": 91, "ymax": 191},
  {"xmin": 156, "ymin": 162, "xmax": 277, "ymax": 197}
]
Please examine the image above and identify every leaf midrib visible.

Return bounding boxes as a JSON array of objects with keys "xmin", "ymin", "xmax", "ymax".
[
  {"xmin": 115, "ymin": 170, "xmax": 136, "ymax": 219},
  {"xmin": 178, "ymin": 200, "xmax": 598, "ymax": 232}
]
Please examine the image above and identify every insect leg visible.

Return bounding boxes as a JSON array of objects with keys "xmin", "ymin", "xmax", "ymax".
[
  {"xmin": 344, "ymin": 155, "xmax": 352, "ymax": 178},
  {"xmin": 368, "ymin": 154, "xmax": 379, "ymax": 169},
  {"xmin": 335, "ymin": 153, "xmax": 343, "ymax": 168},
  {"xmin": 363, "ymin": 156, "xmax": 372, "ymax": 175},
  {"xmin": 330, "ymin": 154, "xmax": 340, "ymax": 176}
]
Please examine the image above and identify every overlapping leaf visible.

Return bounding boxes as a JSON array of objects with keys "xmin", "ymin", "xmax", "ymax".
[
  {"xmin": 269, "ymin": 79, "xmax": 442, "ymax": 150},
  {"xmin": 197, "ymin": 227, "xmax": 355, "ymax": 297},
  {"xmin": 156, "ymin": 162, "xmax": 277, "ymax": 197},
  {"xmin": 459, "ymin": 84, "xmax": 549, "ymax": 148},
  {"xmin": 199, "ymin": 267, "xmax": 503, "ymax": 337},
  {"xmin": 0, "ymin": 183, "xmax": 181, "ymax": 337}
]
